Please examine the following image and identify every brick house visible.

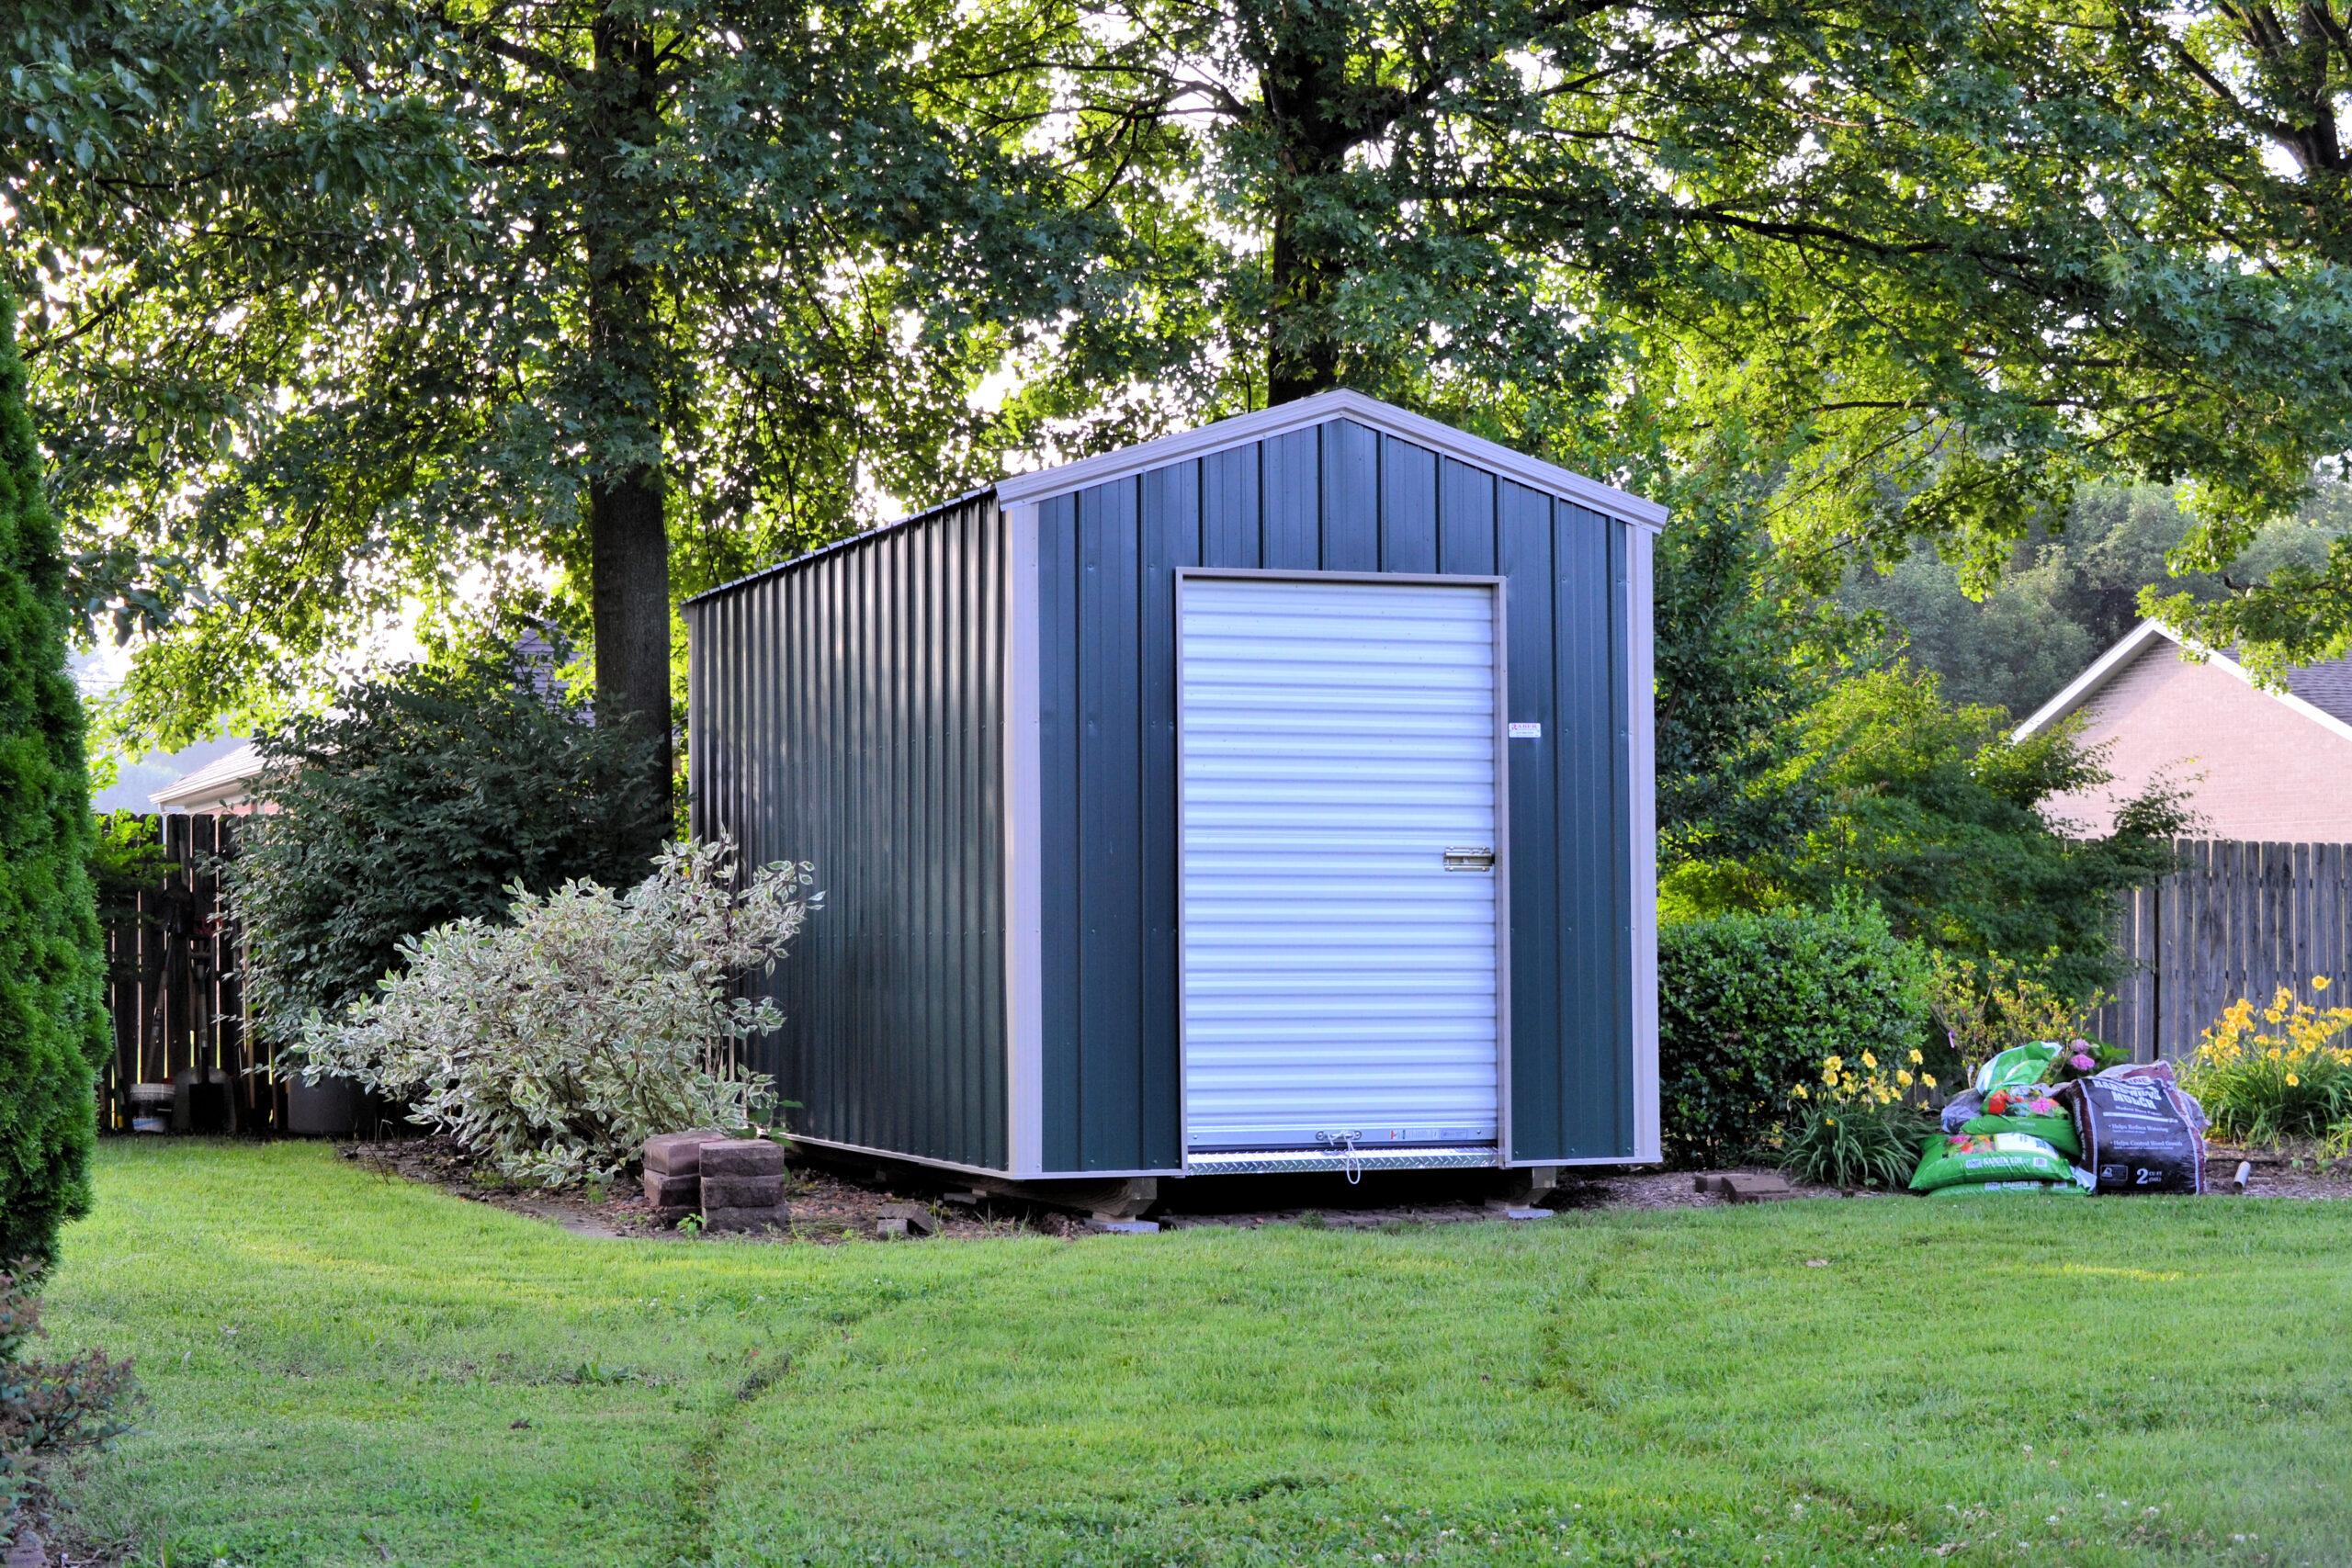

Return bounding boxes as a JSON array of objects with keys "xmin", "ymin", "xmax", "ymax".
[{"xmin": 2016, "ymin": 619, "xmax": 2352, "ymax": 840}]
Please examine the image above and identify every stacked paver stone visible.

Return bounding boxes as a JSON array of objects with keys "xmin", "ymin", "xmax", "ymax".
[
  {"xmin": 640, "ymin": 1129, "xmax": 725, "ymax": 1224},
  {"xmin": 697, "ymin": 1138, "xmax": 791, "ymax": 1233}
]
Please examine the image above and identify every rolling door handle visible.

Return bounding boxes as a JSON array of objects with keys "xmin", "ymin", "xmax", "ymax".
[{"xmin": 1443, "ymin": 847, "xmax": 1495, "ymax": 872}]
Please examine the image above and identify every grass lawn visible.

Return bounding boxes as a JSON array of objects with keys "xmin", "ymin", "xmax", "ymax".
[{"xmin": 40, "ymin": 1141, "xmax": 2352, "ymax": 1568}]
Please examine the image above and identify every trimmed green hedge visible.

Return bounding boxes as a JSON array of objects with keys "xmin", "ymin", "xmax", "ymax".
[
  {"xmin": 1659, "ymin": 903, "xmax": 1930, "ymax": 1168},
  {"xmin": 0, "ymin": 288, "xmax": 107, "ymax": 1268}
]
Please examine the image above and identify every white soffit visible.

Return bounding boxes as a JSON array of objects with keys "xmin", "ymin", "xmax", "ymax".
[
  {"xmin": 2013, "ymin": 617, "xmax": 2352, "ymax": 750},
  {"xmin": 993, "ymin": 389, "xmax": 1669, "ymax": 529}
]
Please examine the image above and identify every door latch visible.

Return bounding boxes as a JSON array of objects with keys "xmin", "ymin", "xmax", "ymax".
[{"xmin": 1443, "ymin": 847, "xmax": 1496, "ymax": 872}]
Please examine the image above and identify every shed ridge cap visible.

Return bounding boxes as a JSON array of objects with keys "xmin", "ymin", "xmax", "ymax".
[{"xmin": 992, "ymin": 389, "xmax": 1668, "ymax": 527}]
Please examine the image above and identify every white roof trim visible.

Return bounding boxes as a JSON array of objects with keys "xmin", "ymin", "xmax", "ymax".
[
  {"xmin": 2013, "ymin": 618, "xmax": 2352, "ymax": 750},
  {"xmin": 991, "ymin": 389, "xmax": 1668, "ymax": 528},
  {"xmin": 150, "ymin": 741, "xmax": 266, "ymax": 810},
  {"xmin": 2012, "ymin": 619, "xmax": 2177, "ymax": 739}
]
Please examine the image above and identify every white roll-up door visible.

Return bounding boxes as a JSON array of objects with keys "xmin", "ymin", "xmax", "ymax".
[{"xmin": 1180, "ymin": 575, "xmax": 1502, "ymax": 1153}]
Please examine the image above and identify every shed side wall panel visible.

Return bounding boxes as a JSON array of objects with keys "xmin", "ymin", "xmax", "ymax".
[
  {"xmin": 687, "ymin": 496, "xmax": 1007, "ymax": 1169},
  {"xmin": 1035, "ymin": 418, "xmax": 1645, "ymax": 1167}
]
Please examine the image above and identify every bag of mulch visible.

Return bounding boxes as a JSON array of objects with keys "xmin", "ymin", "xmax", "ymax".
[
  {"xmin": 1973, "ymin": 1042, "xmax": 2063, "ymax": 1098},
  {"xmin": 1929, "ymin": 1179, "xmax": 2088, "ymax": 1198},
  {"xmin": 2056, "ymin": 1075, "xmax": 2207, "ymax": 1194},
  {"xmin": 2093, "ymin": 1060, "xmax": 2210, "ymax": 1137},
  {"xmin": 1909, "ymin": 1131, "xmax": 2075, "ymax": 1193},
  {"xmin": 1959, "ymin": 1111, "xmax": 2081, "ymax": 1160}
]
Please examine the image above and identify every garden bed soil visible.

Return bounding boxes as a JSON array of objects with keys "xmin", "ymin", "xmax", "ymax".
[{"xmin": 341, "ymin": 1136, "xmax": 2350, "ymax": 1247}]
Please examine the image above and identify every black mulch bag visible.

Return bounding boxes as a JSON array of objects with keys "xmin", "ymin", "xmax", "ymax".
[{"xmin": 2058, "ymin": 1077, "xmax": 2206, "ymax": 1194}]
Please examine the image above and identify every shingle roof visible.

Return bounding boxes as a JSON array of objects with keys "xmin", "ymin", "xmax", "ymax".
[{"xmin": 2285, "ymin": 659, "xmax": 2352, "ymax": 728}]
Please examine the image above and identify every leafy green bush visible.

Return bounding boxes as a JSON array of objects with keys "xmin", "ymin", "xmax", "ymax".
[
  {"xmin": 289, "ymin": 840, "xmax": 818, "ymax": 1186},
  {"xmin": 2, "ymin": 1263, "xmax": 137, "ymax": 1523},
  {"xmin": 1659, "ymin": 902, "xmax": 1932, "ymax": 1167},
  {"xmin": 229, "ymin": 646, "xmax": 670, "ymax": 1042},
  {"xmin": 0, "ymin": 288, "xmax": 107, "ymax": 1269}
]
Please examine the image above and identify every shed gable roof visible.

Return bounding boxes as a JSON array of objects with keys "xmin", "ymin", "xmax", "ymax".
[
  {"xmin": 993, "ymin": 389, "xmax": 1667, "ymax": 526},
  {"xmin": 2014, "ymin": 618, "xmax": 2352, "ymax": 749}
]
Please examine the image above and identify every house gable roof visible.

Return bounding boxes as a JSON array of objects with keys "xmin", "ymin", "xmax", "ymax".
[
  {"xmin": 2014, "ymin": 618, "xmax": 2352, "ymax": 750},
  {"xmin": 150, "ymin": 740, "xmax": 265, "ymax": 810}
]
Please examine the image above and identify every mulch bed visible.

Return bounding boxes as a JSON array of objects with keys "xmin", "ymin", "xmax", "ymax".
[{"xmin": 342, "ymin": 1134, "xmax": 2352, "ymax": 1247}]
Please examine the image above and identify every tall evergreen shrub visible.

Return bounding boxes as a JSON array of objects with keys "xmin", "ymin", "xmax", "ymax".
[{"xmin": 0, "ymin": 288, "xmax": 107, "ymax": 1268}]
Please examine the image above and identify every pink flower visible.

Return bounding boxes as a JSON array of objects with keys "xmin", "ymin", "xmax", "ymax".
[{"xmin": 2069, "ymin": 1054, "xmax": 2095, "ymax": 1072}]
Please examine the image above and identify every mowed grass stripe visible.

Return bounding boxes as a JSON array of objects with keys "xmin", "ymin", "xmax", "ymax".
[{"xmin": 42, "ymin": 1142, "xmax": 2352, "ymax": 1568}]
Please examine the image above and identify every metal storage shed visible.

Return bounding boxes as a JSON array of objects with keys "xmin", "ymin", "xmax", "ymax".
[{"xmin": 685, "ymin": 389, "xmax": 1663, "ymax": 1189}]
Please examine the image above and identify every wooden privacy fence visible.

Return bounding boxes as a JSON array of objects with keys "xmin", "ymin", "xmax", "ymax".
[
  {"xmin": 2087, "ymin": 840, "xmax": 2352, "ymax": 1063},
  {"xmin": 98, "ymin": 812, "xmax": 278, "ymax": 1133}
]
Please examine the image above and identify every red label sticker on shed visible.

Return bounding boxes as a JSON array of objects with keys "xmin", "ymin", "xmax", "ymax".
[{"xmin": 1508, "ymin": 722, "xmax": 1542, "ymax": 739}]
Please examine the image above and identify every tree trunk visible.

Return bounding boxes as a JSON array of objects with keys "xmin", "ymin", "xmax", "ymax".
[
  {"xmin": 589, "ymin": 463, "xmax": 673, "ymax": 795},
  {"xmin": 1261, "ymin": 27, "xmax": 1359, "ymax": 404},
  {"xmin": 1268, "ymin": 205, "xmax": 1341, "ymax": 403},
  {"xmin": 581, "ymin": 6, "xmax": 674, "ymax": 821}
]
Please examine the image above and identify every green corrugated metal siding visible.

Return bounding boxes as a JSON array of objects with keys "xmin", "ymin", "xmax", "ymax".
[
  {"xmin": 1036, "ymin": 418, "xmax": 1641, "ymax": 1167},
  {"xmin": 685, "ymin": 495, "xmax": 1008, "ymax": 1169}
]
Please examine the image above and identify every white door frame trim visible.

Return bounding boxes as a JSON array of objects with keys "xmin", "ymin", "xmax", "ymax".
[{"xmin": 1172, "ymin": 567, "xmax": 1512, "ymax": 1167}]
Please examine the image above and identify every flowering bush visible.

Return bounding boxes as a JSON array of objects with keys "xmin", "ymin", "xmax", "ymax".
[
  {"xmin": 1778, "ymin": 1043, "xmax": 1936, "ymax": 1187},
  {"xmin": 1925, "ymin": 948, "xmax": 2106, "ymax": 1085},
  {"xmin": 2182, "ymin": 980, "xmax": 2352, "ymax": 1150},
  {"xmin": 289, "ymin": 839, "xmax": 819, "ymax": 1186},
  {"xmin": 1798, "ymin": 1043, "xmax": 1935, "ymax": 1108}
]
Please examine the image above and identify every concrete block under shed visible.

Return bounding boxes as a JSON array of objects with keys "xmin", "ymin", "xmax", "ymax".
[
  {"xmin": 701, "ymin": 1203, "xmax": 788, "ymax": 1235},
  {"xmin": 699, "ymin": 1138, "xmax": 786, "ymax": 1178},
  {"xmin": 1696, "ymin": 1172, "xmax": 1797, "ymax": 1202},
  {"xmin": 642, "ymin": 1129, "xmax": 727, "ymax": 1175},
  {"xmin": 875, "ymin": 1201, "xmax": 938, "ymax": 1238},
  {"xmin": 643, "ymin": 1168, "xmax": 700, "ymax": 1208},
  {"xmin": 702, "ymin": 1175, "xmax": 786, "ymax": 1209}
]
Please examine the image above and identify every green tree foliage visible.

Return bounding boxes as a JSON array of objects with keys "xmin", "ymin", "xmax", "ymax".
[
  {"xmin": 1778, "ymin": 667, "xmax": 2189, "ymax": 999},
  {"xmin": 227, "ymin": 644, "xmax": 671, "ymax": 1042},
  {"xmin": 1846, "ymin": 484, "xmax": 2352, "ymax": 717},
  {"xmin": 987, "ymin": 0, "xmax": 2352, "ymax": 564},
  {"xmin": 3, "ymin": 0, "xmax": 1091, "ymax": 762},
  {"xmin": 1657, "ymin": 902, "xmax": 1930, "ymax": 1168},
  {"xmin": 1653, "ymin": 476, "xmax": 1833, "ymax": 871},
  {"xmin": 0, "ymin": 287, "xmax": 107, "ymax": 1269}
]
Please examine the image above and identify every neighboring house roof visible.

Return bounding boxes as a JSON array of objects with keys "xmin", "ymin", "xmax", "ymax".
[
  {"xmin": 2014, "ymin": 619, "xmax": 2352, "ymax": 750},
  {"xmin": 150, "ymin": 741, "xmax": 266, "ymax": 812}
]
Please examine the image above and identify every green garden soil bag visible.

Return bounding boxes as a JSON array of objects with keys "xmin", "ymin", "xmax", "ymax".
[
  {"xmin": 1929, "ymin": 1180, "xmax": 2087, "ymax": 1198},
  {"xmin": 1909, "ymin": 1131, "xmax": 2075, "ymax": 1192},
  {"xmin": 1959, "ymin": 1111, "xmax": 2081, "ymax": 1159},
  {"xmin": 1973, "ymin": 1042, "xmax": 2063, "ymax": 1098}
]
